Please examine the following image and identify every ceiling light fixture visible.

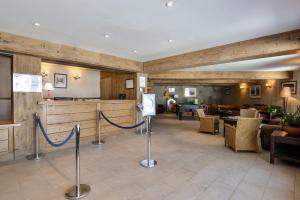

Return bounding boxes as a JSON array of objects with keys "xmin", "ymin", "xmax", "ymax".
[
  {"xmin": 33, "ymin": 22, "xmax": 40, "ymax": 27},
  {"xmin": 132, "ymin": 50, "xmax": 138, "ymax": 53},
  {"xmin": 165, "ymin": 1, "xmax": 174, "ymax": 7},
  {"xmin": 104, "ymin": 34, "xmax": 110, "ymax": 38},
  {"xmin": 168, "ymin": 39, "xmax": 173, "ymax": 43}
]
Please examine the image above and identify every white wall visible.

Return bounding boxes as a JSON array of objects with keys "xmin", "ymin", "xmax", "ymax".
[{"xmin": 41, "ymin": 62, "xmax": 100, "ymax": 98}]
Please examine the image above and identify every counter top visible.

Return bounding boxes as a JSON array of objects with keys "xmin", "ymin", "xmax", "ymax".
[{"xmin": 0, "ymin": 121, "xmax": 21, "ymax": 128}]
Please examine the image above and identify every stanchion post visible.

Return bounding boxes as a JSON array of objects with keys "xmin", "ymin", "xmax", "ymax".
[
  {"xmin": 92, "ymin": 111, "xmax": 105, "ymax": 145},
  {"xmin": 26, "ymin": 113, "xmax": 45, "ymax": 160},
  {"xmin": 65, "ymin": 124, "xmax": 91, "ymax": 200},
  {"xmin": 140, "ymin": 116, "xmax": 157, "ymax": 168}
]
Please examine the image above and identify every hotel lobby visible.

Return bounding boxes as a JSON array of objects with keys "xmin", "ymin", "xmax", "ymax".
[{"xmin": 0, "ymin": 1, "xmax": 300, "ymax": 200}]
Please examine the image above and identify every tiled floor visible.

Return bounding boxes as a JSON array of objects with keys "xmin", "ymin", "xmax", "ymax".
[{"xmin": 0, "ymin": 114, "xmax": 299, "ymax": 200}]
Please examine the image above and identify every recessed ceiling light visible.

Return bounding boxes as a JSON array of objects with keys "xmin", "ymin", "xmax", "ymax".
[
  {"xmin": 168, "ymin": 39, "xmax": 173, "ymax": 43},
  {"xmin": 33, "ymin": 22, "xmax": 40, "ymax": 27},
  {"xmin": 165, "ymin": 1, "xmax": 174, "ymax": 7},
  {"xmin": 132, "ymin": 50, "xmax": 138, "ymax": 53},
  {"xmin": 104, "ymin": 34, "xmax": 110, "ymax": 38}
]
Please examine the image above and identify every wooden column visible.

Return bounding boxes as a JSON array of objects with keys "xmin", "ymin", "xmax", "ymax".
[{"xmin": 13, "ymin": 54, "xmax": 42, "ymax": 156}]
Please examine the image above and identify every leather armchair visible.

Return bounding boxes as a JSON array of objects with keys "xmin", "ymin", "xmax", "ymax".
[
  {"xmin": 197, "ymin": 109, "xmax": 219, "ymax": 134},
  {"xmin": 225, "ymin": 117, "xmax": 262, "ymax": 152}
]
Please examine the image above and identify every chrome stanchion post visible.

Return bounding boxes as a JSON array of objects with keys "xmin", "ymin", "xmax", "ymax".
[
  {"xmin": 92, "ymin": 111, "xmax": 105, "ymax": 145},
  {"xmin": 26, "ymin": 113, "xmax": 44, "ymax": 160},
  {"xmin": 140, "ymin": 116, "xmax": 157, "ymax": 168},
  {"xmin": 65, "ymin": 124, "xmax": 91, "ymax": 200}
]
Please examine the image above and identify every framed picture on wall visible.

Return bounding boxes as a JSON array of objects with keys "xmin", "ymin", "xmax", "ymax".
[
  {"xmin": 282, "ymin": 81, "xmax": 297, "ymax": 95},
  {"xmin": 249, "ymin": 85, "xmax": 261, "ymax": 98},
  {"xmin": 54, "ymin": 73, "xmax": 67, "ymax": 88},
  {"xmin": 184, "ymin": 88, "xmax": 197, "ymax": 97},
  {"xmin": 126, "ymin": 79, "xmax": 134, "ymax": 89},
  {"xmin": 224, "ymin": 87, "xmax": 231, "ymax": 95}
]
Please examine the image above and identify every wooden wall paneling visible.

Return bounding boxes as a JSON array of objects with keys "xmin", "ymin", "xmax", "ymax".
[
  {"xmin": 100, "ymin": 100, "xmax": 136, "ymax": 137},
  {"xmin": 100, "ymin": 71, "xmax": 136, "ymax": 100},
  {"xmin": 0, "ymin": 128, "xmax": 9, "ymax": 153},
  {"xmin": 47, "ymin": 112, "xmax": 97, "ymax": 124},
  {"xmin": 0, "ymin": 32, "xmax": 143, "ymax": 72},
  {"xmin": 13, "ymin": 54, "xmax": 42, "ymax": 156},
  {"xmin": 144, "ymin": 29, "xmax": 300, "ymax": 72}
]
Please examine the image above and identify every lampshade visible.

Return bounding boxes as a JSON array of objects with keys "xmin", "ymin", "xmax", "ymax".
[
  {"xmin": 44, "ymin": 82, "xmax": 54, "ymax": 91},
  {"xmin": 280, "ymin": 87, "xmax": 291, "ymax": 98}
]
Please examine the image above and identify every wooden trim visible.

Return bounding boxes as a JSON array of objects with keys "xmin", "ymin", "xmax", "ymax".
[
  {"xmin": 0, "ymin": 32, "xmax": 143, "ymax": 72},
  {"xmin": 149, "ymin": 79, "xmax": 259, "ymax": 86},
  {"xmin": 144, "ymin": 29, "xmax": 300, "ymax": 72},
  {"xmin": 148, "ymin": 71, "xmax": 292, "ymax": 80}
]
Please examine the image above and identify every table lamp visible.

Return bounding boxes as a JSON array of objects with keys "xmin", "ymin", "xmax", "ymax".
[
  {"xmin": 280, "ymin": 87, "xmax": 291, "ymax": 113},
  {"xmin": 44, "ymin": 82, "xmax": 54, "ymax": 100}
]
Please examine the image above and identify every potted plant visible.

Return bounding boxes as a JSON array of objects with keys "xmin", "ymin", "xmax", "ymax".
[{"xmin": 281, "ymin": 106, "xmax": 300, "ymax": 137}]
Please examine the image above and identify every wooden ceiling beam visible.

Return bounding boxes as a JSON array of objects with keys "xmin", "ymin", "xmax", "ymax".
[
  {"xmin": 148, "ymin": 79, "xmax": 258, "ymax": 86},
  {"xmin": 0, "ymin": 32, "xmax": 143, "ymax": 72},
  {"xmin": 144, "ymin": 29, "xmax": 300, "ymax": 73},
  {"xmin": 148, "ymin": 71, "xmax": 292, "ymax": 80}
]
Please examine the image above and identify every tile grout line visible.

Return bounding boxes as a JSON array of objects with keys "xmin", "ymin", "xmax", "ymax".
[
  {"xmin": 228, "ymin": 156, "xmax": 259, "ymax": 199},
  {"xmin": 260, "ymin": 162, "xmax": 274, "ymax": 200}
]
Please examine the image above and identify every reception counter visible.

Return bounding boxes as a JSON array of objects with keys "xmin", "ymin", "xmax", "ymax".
[{"xmin": 39, "ymin": 100, "xmax": 136, "ymax": 151}]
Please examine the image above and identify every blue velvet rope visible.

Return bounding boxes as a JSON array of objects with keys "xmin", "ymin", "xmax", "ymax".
[
  {"xmin": 100, "ymin": 111, "xmax": 145, "ymax": 129},
  {"xmin": 36, "ymin": 117, "xmax": 75, "ymax": 147}
]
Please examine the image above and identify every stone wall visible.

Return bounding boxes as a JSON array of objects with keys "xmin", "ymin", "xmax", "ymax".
[{"xmin": 153, "ymin": 85, "xmax": 226, "ymax": 105}]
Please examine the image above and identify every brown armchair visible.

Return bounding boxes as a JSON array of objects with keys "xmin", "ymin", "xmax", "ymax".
[
  {"xmin": 197, "ymin": 109, "xmax": 219, "ymax": 134},
  {"xmin": 225, "ymin": 117, "xmax": 262, "ymax": 152}
]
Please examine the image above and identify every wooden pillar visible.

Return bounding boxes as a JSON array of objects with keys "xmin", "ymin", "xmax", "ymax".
[{"xmin": 13, "ymin": 54, "xmax": 42, "ymax": 156}]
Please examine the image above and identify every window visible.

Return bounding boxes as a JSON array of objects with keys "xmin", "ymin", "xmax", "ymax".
[
  {"xmin": 184, "ymin": 88, "xmax": 197, "ymax": 97},
  {"xmin": 168, "ymin": 88, "xmax": 175, "ymax": 93}
]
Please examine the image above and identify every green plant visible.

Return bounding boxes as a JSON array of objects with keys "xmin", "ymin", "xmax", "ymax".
[
  {"xmin": 268, "ymin": 105, "xmax": 282, "ymax": 114},
  {"xmin": 281, "ymin": 106, "xmax": 300, "ymax": 128}
]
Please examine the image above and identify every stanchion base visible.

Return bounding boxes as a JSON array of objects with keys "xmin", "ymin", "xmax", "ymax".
[
  {"xmin": 26, "ymin": 153, "xmax": 45, "ymax": 160},
  {"xmin": 65, "ymin": 184, "xmax": 91, "ymax": 200},
  {"xmin": 140, "ymin": 159, "xmax": 157, "ymax": 168},
  {"xmin": 91, "ymin": 140, "xmax": 105, "ymax": 145}
]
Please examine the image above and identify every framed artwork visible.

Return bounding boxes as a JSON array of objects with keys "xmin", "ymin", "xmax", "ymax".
[
  {"xmin": 54, "ymin": 73, "xmax": 67, "ymax": 88},
  {"xmin": 126, "ymin": 79, "xmax": 134, "ymax": 89},
  {"xmin": 282, "ymin": 81, "xmax": 297, "ymax": 95},
  {"xmin": 249, "ymin": 85, "xmax": 261, "ymax": 98},
  {"xmin": 184, "ymin": 88, "xmax": 197, "ymax": 97},
  {"xmin": 224, "ymin": 87, "xmax": 231, "ymax": 95}
]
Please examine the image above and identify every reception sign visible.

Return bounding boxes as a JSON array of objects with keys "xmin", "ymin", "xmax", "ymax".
[
  {"xmin": 142, "ymin": 93, "xmax": 156, "ymax": 117},
  {"xmin": 13, "ymin": 73, "xmax": 42, "ymax": 93}
]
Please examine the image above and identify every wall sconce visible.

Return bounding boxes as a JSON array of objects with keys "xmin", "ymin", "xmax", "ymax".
[
  {"xmin": 41, "ymin": 70, "xmax": 48, "ymax": 77},
  {"xmin": 265, "ymin": 82, "xmax": 272, "ymax": 88},
  {"xmin": 72, "ymin": 73, "xmax": 81, "ymax": 80},
  {"xmin": 240, "ymin": 84, "xmax": 246, "ymax": 89}
]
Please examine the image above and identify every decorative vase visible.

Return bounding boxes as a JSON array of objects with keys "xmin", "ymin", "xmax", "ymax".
[{"xmin": 282, "ymin": 126, "xmax": 300, "ymax": 137}]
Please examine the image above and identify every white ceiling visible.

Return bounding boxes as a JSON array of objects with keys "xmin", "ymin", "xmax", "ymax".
[
  {"xmin": 0, "ymin": 0, "xmax": 300, "ymax": 61},
  {"xmin": 176, "ymin": 54, "xmax": 300, "ymax": 72}
]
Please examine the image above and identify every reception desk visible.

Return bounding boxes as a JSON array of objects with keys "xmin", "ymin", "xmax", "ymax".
[{"xmin": 39, "ymin": 100, "xmax": 136, "ymax": 150}]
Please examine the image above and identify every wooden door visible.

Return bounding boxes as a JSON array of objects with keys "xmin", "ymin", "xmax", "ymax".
[{"xmin": 101, "ymin": 77, "xmax": 112, "ymax": 99}]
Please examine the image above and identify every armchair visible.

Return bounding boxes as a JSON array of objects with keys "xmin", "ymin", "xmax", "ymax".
[
  {"xmin": 240, "ymin": 109, "xmax": 258, "ymax": 118},
  {"xmin": 225, "ymin": 117, "xmax": 262, "ymax": 152},
  {"xmin": 197, "ymin": 109, "xmax": 219, "ymax": 134}
]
